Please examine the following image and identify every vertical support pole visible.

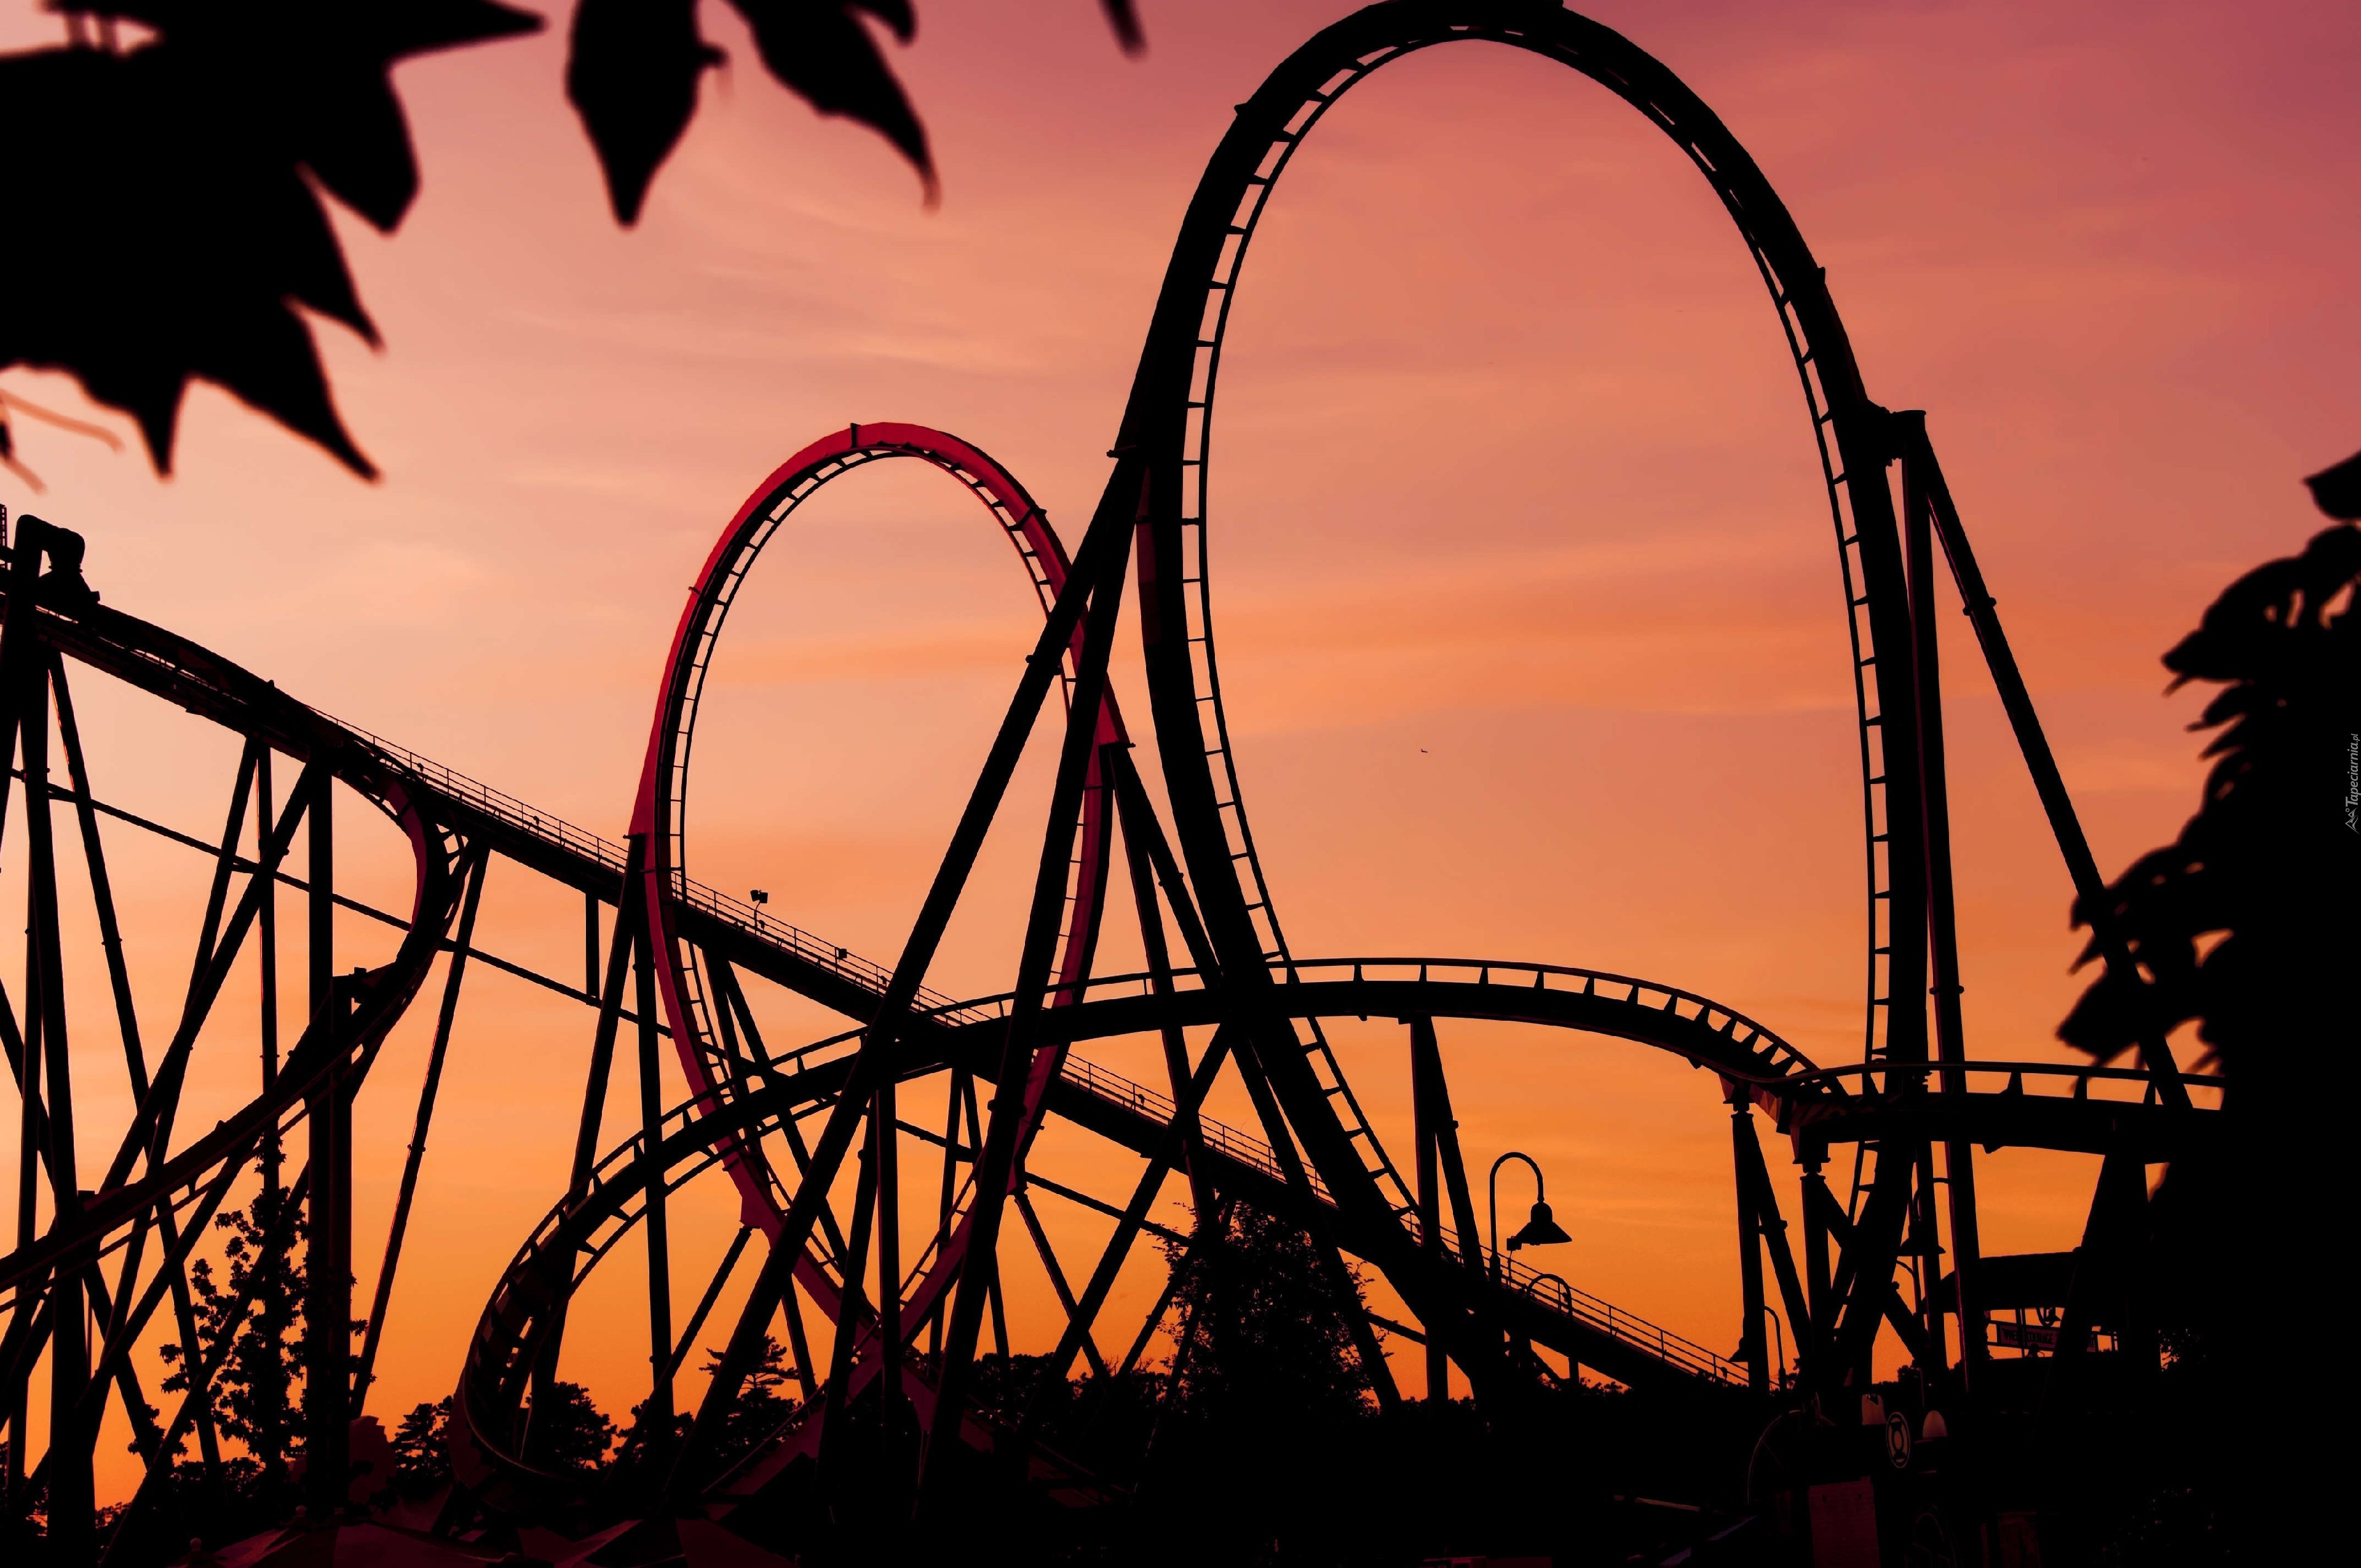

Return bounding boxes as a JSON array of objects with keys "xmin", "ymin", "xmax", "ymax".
[
  {"xmin": 309, "ymin": 774, "xmax": 333, "ymax": 1045},
  {"xmin": 0, "ymin": 518, "xmax": 39, "ymax": 1516},
  {"xmin": 1733, "ymin": 1103, "xmax": 1769, "ymax": 1398},
  {"xmin": 585, "ymin": 891, "xmax": 600, "ymax": 1000},
  {"xmin": 965, "ymin": 1075, "xmax": 1009, "ymax": 1361},
  {"xmin": 872, "ymin": 1070, "xmax": 908, "ymax": 1505},
  {"xmin": 305, "ymin": 786, "xmax": 351, "ymax": 1519},
  {"xmin": 778, "ymin": 1275, "xmax": 817, "ymax": 1403},
  {"xmin": 631, "ymin": 866, "xmax": 676, "ymax": 1482},
  {"xmin": 1411, "ymin": 1018, "xmax": 1449, "ymax": 1403},
  {"xmin": 929, "ymin": 1067, "xmax": 968, "ymax": 1360},
  {"xmin": 1899, "ymin": 413, "xmax": 1984, "ymax": 1381},
  {"xmin": 260, "ymin": 750, "xmax": 281, "ymax": 1197},
  {"xmin": 6, "ymin": 994, "xmax": 31, "ymax": 1512},
  {"xmin": 25, "ymin": 652, "xmax": 93, "ymax": 1561},
  {"xmin": 1802, "ymin": 1161, "xmax": 1832, "ymax": 1338},
  {"xmin": 305, "ymin": 997, "xmax": 354, "ymax": 1519},
  {"xmin": 1905, "ymin": 1150, "xmax": 1931, "ymax": 1358}
]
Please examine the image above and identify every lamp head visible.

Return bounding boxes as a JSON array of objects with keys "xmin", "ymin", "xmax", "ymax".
[{"xmin": 1507, "ymin": 1200, "xmax": 1572, "ymax": 1251}]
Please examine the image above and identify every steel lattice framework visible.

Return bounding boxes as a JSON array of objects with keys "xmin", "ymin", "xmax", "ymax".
[{"xmin": 0, "ymin": 4, "xmax": 2220, "ymax": 1561}]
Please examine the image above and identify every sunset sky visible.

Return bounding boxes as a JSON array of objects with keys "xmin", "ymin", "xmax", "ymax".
[{"xmin": 2, "ymin": 0, "xmax": 2354, "ymax": 1500}]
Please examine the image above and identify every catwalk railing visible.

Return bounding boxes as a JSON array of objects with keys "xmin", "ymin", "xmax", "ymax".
[
  {"xmin": 334, "ymin": 719, "xmax": 991, "ymax": 1024},
  {"xmin": 332, "ymin": 712, "xmax": 1748, "ymax": 1388}
]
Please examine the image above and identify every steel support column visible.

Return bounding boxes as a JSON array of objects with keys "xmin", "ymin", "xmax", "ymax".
[{"xmin": 1732, "ymin": 1104, "xmax": 1769, "ymax": 1396}]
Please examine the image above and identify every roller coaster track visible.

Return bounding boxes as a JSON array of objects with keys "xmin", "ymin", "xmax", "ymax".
[
  {"xmin": 1, "ymin": 528, "xmax": 1779, "ymax": 1528},
  {"xmin": 0, "ymin": 3, "xmax": 2226, "ymax": 1556}
]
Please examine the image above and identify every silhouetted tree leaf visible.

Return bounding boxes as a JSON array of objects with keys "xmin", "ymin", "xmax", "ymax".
[
  {"xmin": 1101, "ymin": 0, "xmax": 1144, "ymax": 56},
  {"xmin": 2306, "ymin": 448, "xmax": 2361, "ymax": 521},
  {"xmin": 566, "ymin": 0, "xmax": 722, "ymax": 224},
  {"xmin": 0, "ymin": 47, "xmax": 377, "ymax": 473},
  {"xmin": 2060, "ymin": 520, "xmax": 2360, "ymax": 1073},
  {"xmin": 5, "ymin": 1, "xmax": 1142, "ymax": 481},
  {"xmin": 723, "ymin": 0, "xmax": 934, "ymax": 196},
  {"xmin": 2055, "ymin": 488, "xmax": 2360, "ymax": 1559},
  {"xmin": 81, "ymin": 0, "xmax": 542, "ymax": 232},
  {"xmin": 568, "ymin": 0, "xmax": 934, "ymax": 224},
  {"xmin": 848, "ymin": 0, "xmax": 913, "ymax": 43}
]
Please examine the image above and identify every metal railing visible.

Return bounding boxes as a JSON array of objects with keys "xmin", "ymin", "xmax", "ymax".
[
  {"xmin": 1048, "ymin": 1055, "xmax": 1736, "ymax": 1385},
  {"xmin": 334, "ymin": 718, "xmax": 988, "ymax": 1021},
  {"xmin": 1782, "ymin": 1057, "xmax": 2224, "ymax": 1107},
  {"xmin": 338, "ymin": 716, "xmax": 1747, "ymax": 1390}
]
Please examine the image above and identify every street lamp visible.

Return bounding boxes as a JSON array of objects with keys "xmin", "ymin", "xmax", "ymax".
[
  {"xmin": 1488, "ymin": 1150, "xmax": 1571, "ymax": 1283},
  {"xmin": 1733, "ymin": 1303, "xmax": 1789, "ymax": 1388}
]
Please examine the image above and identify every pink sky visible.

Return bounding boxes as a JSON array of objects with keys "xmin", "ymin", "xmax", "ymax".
[{"xmin": 3, "ymin": 0, "xmax": 2354, "ymax": 1498}]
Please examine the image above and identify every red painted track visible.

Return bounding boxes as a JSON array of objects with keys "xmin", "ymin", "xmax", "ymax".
[{"xmin": 632, "ymin": 423, "xmax": 1125, "ymax": 1285}]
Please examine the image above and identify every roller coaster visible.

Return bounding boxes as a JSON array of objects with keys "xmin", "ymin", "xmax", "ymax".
[{"xmin": 1, "ymin": 3, "xmax": 2220, "ymax": 1563}]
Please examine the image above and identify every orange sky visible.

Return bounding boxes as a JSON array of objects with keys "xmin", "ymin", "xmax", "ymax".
[{"xmin": 3, "ymin": 0, "xmax": 2355, "ymax": 1502}]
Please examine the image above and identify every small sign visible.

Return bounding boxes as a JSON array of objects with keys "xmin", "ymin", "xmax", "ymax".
[
  {"xmin": 1885, "ymin": 1411, "xmax": 1913, "ymax": 1470},
  {"xmin": 1990, "ymin": 1321, "xmax": 2099, "ymax": 1353},
  {"xmin": 1808, "ymin": 1479, "xmax": 1880, "ymax": 1568}
]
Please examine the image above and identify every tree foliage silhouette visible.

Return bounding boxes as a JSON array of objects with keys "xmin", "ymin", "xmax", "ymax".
[
  {"xmin": 1133, "ymin": 1203, "xmax": 1379, "ymax": 1561},
  {"xmin": 0, "ymin": 1, "xmax": 1140, "ymax": 481},
  {"xmin": 2054, "ymin": 454, "xmax": 2359, "ymax": 1562},
  {"xmin": 0, "ymin": 1, "xmax": 539, "ymax": 480},
  {"xmin": 695, "ymin": 1335, "xmax": 798, "ymax": 1473},
  {"xmin": 1156, "ymin": 1203, "xmax": 1375, "ymax": 1433},
  {"xmin": 522, "ymin": 1380, "xmax": 620, "ymax": 1474},
  {"xmin": 2059, "ymin": 491, "xmax": 2359, "ymax": 1087},
  {"xmin": 391, "ymin": 1398, "xmax": 455, "ymax": 1492},
  {"xmin": 154, "ymin": 1186, "xmax": 323, "ymax": 1491}
]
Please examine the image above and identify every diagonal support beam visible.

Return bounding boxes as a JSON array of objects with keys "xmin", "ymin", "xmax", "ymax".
[
  {"xmin": 1011, "ymin": 1187, "xmax": 1108, "ymax": 1379},
  {"xmin": 1026, "ymin": 1027, "xmax": 1236, "ymax": 1411},
  {"xmin": 1730, "ymin": 1099, "xmax": 1817, "ymax": 1382},
  {"xmin": 1808, "ymin": 1166, "xmax": 1939, "ymax": 1374},
  {"xmin": 356, "ymin": 842, "xmax": 489, "ymax": 1412},
  {"xmin": 682, "ymin": 470, "xmax": 1143, "ymax": 1506},
  {"xmin": 1898, "ymin": 420, "xmax": 2186, "ymax": 1108}
]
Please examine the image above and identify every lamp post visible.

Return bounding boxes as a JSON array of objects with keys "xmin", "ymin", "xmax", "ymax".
[
  {"xmin": 1734, "ymin": 1303, "xmax": 1790, "ymax": 1390},
  {"xmin": 1489, "ymin": 1152, "xmax": 1570, "ymax": 1381},
  {"xmin": 1487, "ymin": 1151, "xmax": 1572, "ymax": 1284}
]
